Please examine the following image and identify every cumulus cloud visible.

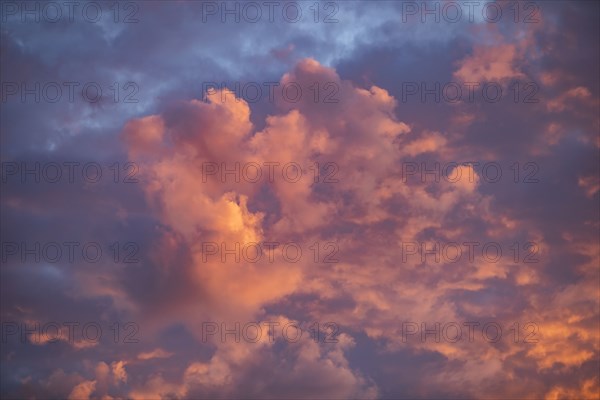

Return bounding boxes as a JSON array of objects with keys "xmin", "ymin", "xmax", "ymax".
[
  {"xmin": 68, "ymin": 380, "xmax": 96, "ymax": 400},
  {"xmin": 1, "ymin": 2, "xmax": 598, "ymax": 399},
  {"xmin": 115, "ymin": 56, "xmax": 595, "ymax": 398}
]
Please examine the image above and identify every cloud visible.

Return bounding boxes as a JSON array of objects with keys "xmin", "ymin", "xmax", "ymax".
[
  {"xmin": 454, "ymin": 43, "xmax": 524, "ymax": 82},
  {"xmin": 68, "ymin": 380, "xmax": 96, "ymax": 400},
  {"xmin": 1, "ymin": 2, "xmax": 599, "ymax": 398},
  {"xmin": 137, "ymin": 348, "xmax": 175, "ymax": 360}
]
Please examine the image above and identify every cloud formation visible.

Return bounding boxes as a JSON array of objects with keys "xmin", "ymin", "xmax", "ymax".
[{"xmin": 1, "ymin": 1, "xmax": 598, "ymax": 399}]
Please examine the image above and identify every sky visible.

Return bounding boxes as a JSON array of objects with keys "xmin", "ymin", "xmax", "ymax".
[{"xmin": 0, "ymin": 1, "xmax": 599, "ymax": 399}]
